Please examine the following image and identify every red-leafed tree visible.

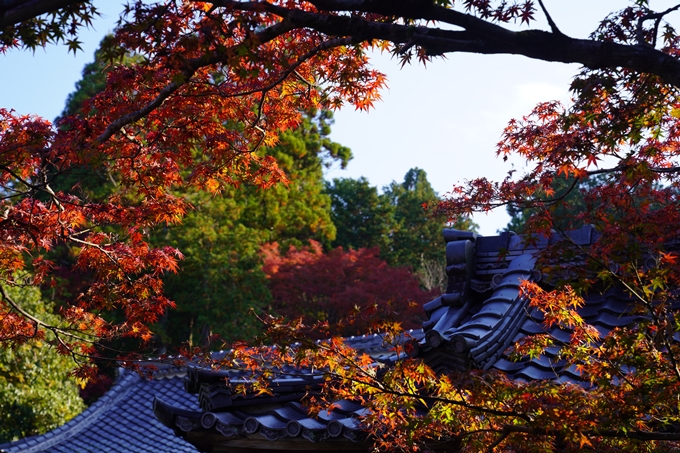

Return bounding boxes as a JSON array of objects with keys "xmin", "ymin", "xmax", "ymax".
[
  {"xmin": 0, "ymin": 0, "xmax": 389, "ymax": 378},
  {"xmin": 261, "ymin": 241, "xmax": 436, "ymax": 337},
  {"xmin": 6, "ymin": 1, "xmax": 680, "ymax": 451}
]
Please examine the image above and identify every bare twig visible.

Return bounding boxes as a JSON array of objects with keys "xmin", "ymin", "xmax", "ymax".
[
  {"xmin": 636, "ymin": 3, "xmax": 680, "ymax": 47},
  {"xmin": 537, "ymin": 0, "xmax": 564, "ymax": 36}
]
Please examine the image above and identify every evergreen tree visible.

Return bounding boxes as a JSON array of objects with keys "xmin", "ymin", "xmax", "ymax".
[
  {"xmin": 382, "ymin": 168, "xmax": 449, "ymax": 269},
  {"xmin": 153, "ymin": 111, "xmax": 350, "ymax": 347},
  {"xmin": 383, "ymin": 168, "xmax": 476, "ymax": 290},
  {"xmin": 326, "ymin": 177, "xmax": 395, "ymax": 252},
  {"xmin": 327, "ymin": 169, "xmax": 476, "ymax": 291}
]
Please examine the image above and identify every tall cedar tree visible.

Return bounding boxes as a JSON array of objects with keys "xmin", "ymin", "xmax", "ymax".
[
  {"xmin": 6, "ymin": 1, "xmax": 680, "ymax": 451},
  {"xmin": 151, "ymin": 111, "xmax": 352, "ymax": 348},
  {"xmin": 326, "ymin": 177, "xmax": 395, "ymax": 253}
]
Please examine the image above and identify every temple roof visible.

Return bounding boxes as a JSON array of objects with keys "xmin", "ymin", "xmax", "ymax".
[
  {"xmin": 0, "ymin": 367, "xmax": 197, "ymax": 453},
  {"xmin": 4, "ymin": 226, "xmax": 661, "ymax": 452},
  {"xmin": 413, "ymin": 225, "xmax": 644, "ymax": 382},
  {"xmin": 155, "ymin": 225, "xmax": 652, "ymax": 452}
]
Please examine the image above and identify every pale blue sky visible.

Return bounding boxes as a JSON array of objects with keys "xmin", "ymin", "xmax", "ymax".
[{"xmin": 1, "ymin": 1, "xmax": 673, "ymax": 234}]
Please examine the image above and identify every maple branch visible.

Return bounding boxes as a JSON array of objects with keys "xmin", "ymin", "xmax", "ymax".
[
  {"xmin": 325, "ymin": 366, "xmax": 530, "ymax": 420},
  {"xmin": 485, "ymin": 428, "xmax": 511, "ymax": 453},
  {"xmin": 505, "ymin": 162, "xmax": 680, "ymax": 213},
  {"xmin": 95, "ymin": 20, "xmax": 296, "ymax": 144},
  {"xmin": 562, "ymin": 237, "xmax": 680, "ymax": 383},
  {"xmin": 228, "ymin": 35, "xmax": 355, "ymax": 130},
  {"xmin": 67, "ymin": 235, "xmax": 135, "ymax": 284},
  {"xmin": 95, "ymin": 78, "xmax": 187, "ymax": 144},
  {"xmin": 232, "ymin": 335, "xmax": 529, "ymax": 421},
  {"xmin": 0, "ymin": 280, "xmax": 97, "ymax": 346},
  {"xmin": 214, "ymin": 0, "xmax": 680, "ymax": 88},
  {"xmin": 587, "ymin": 164, "xmax": 680, "ymax": 176},
  {"xmin": 0, "ymin": 282, "xmax": 40, "ymax": 340},
  {"xmin": 0, "ymin": 164, "xmax": 48, "ymax": 195},
  {"xmin": 320, "ymin": 368, "xmax": 529, "ymax": 420},
  {"xmin": 623, "ymin": 271, "xmax": 680, "ymax": 381},
  {"xmin": 0, "ymin": 0, "xmax": 87, "ymax": 29},
  {"xmin": 517, "ymin": 177, "xmax": 580, "ymax": 211}
]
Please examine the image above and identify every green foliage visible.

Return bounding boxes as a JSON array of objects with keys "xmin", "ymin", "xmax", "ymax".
[
  {"xmin": 327, "ymin": 168, "xmax": 477, "ymax": 290},
  {"xmin": 151, "ymin": 110, "xmax": 350, "ymax": 347},
  {"xmin": 0, "ymin": 281, "xmax": 84, "ymax": 442},
  {"xmin": 326, "ymin": 176, "xmax": 395, "ymax": 252},
  {"xmin": 382, "ymin": 168, "xmax": 472, "ymax": 269},
  {"xmin": 238, "ymin": 111, "xmax": 351, "ymax": 249},
  {"xmin": 151, "ymin": 190, "xmax": 272, "ymax": 347}
]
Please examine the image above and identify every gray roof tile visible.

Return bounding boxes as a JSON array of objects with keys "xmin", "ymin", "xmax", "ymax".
[{"xmin": 0, "ymin": 370, "xmax": 198, "ymax": 453}]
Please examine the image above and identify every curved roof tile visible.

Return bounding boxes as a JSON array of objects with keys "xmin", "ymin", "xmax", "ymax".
[{"xmin": 0, "ymin": 370, "xmax": 197, "ymax": 453}]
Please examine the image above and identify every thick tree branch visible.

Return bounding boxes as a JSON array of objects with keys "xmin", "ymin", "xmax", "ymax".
[
  {"xmin": 210, "ymin": 0, "xmax": 680, "ymax": 88},
  {"xmin": 96, "ymin": 78, "xmax": 186, "ymax": 144},
  {"xmin": 8, "ymin": 1, "xmax": 680, "ymax": 88},
  {"xmin": 0, "ymin": 0, "xmax": 87, "ymax": 29}
]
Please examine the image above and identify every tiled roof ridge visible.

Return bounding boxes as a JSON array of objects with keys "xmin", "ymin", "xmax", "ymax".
[
  {"xmin": 470, "ymin": 254, "xmax": 537, "ymax": 369},
  {"xmin": 0, "ymin": 369, "xmax": 141, "ymax": 453},
  {"xmin": 181, "ymin": 330, "xmax": 425, "ymax": 413},
  {"xmin": 137, "ymin": 330, "xmax": 420, "ymax": 383},
  {"xmin": 414, "ymin": 226, "xmax": 602, "ymax": 375},
  {"xmin": 153, "ymin": 395, "xmax": 374, "ymax": 447}
]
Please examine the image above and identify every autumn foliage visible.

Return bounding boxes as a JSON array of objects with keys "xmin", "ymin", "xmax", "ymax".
[
  {"xmin": 227, "ymin": 2, "xmax": 680, "ymax": 452},
  {"xmin": 5, "ymin": 0, "xmax": 680, "ymax": 451},
  {"xmin": 261, "ymin": 241, "xmax": 435, "ymax": 337},
  {"xmin": 0, "ymin": 0, "xmax": 387, "ymax": 374}
]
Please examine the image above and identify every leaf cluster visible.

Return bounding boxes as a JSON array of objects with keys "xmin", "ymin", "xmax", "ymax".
[
  {"xmin": 261, "ymin": 240, "xmax": 437, "ymax": 338},
  {"xmin": 0, "ymin": 279, "xmax": 84, "ymax": 442},
  {"xmin": 0, "ymin": 1, "xmax": 98, "ymax": 53}
]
